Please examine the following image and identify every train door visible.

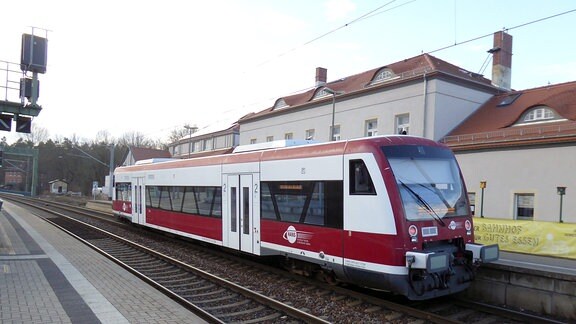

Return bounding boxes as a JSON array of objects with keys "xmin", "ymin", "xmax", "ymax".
[
  {"xmin": 131, "ymin": 177, "xmax": 145, "ymax": 225},
  {"xmin": 224, "ymin": 174, "xmax": 259, "ymax": 254}
]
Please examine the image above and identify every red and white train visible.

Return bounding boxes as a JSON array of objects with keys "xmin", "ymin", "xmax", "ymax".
[{"xmin": 112, "ymin": 136, "xmax": 498, "ymax": 300}]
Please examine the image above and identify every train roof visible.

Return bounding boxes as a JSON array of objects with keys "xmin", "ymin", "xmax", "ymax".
[{"xmin": 115, "ymin": 136, "xmax": 445, "ymax": 173}]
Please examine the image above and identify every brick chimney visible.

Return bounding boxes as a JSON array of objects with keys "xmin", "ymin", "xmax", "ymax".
[
  {"xmin": 315, "ymin": 67, "xmax": 327, "ymax": 87},
  {"xmin": 491, "ymin": 31, "xmax": 513, "ymax": 90}
]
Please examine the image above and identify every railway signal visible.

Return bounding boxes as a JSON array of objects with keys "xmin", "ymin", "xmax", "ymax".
[{"xmin": 0, "ymin": 29, "xmax": 48, "ymax": 134}]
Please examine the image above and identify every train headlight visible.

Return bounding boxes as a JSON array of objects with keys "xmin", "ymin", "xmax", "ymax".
[
  {"xmin": 466, "ymin": 243, "xmax": 499, "ymax": 263},
  {"xmin": 465, "ymin": 220, "xmax": 472, "ymax": 235},
  {"xmin": 408, "ymin": 225, "xmax": 418, "ymax": 242}
]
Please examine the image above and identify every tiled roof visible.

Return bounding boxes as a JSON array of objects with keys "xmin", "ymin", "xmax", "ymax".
[
  {"xmin": 240, "ymin": 53, "xmax": 495, "ymax": 123},
  {"xmin": 443, "ymin": 81, "xmax": 576, "ymax": 149},
  {"xmin": 129, "ymin": 146, "xmax": 172, "ymax": 161}
]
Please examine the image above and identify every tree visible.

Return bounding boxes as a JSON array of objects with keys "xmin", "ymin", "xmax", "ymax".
[
  {"xmin": 17, "ymin": 124, "xmax": 49, "ymax": 145},
  {"xmin": 118, "ymin": 131, "xmax": 154, "ymax": 148},
  {"xmin": 94, "ymin": 130, "xmax": 113, "ymax": 145},
  {"xmin": 169, "ymin": 124, "xmax": 197, "ymax": 143}
]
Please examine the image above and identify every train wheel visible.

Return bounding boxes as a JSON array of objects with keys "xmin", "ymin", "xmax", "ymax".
[{"xmin": 316, "ymin": 270, "xmax": 338, "ymax": 285}]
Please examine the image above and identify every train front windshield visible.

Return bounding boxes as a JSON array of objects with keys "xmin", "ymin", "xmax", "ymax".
[{"xmin": 382, "ymin": 145, "xmax": 469, "ymax": 222}]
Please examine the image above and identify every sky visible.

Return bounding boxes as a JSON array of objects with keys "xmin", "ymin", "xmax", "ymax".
[{"xmin": 1, "ymin": 0, "xmax": 575, "ymax": 144}]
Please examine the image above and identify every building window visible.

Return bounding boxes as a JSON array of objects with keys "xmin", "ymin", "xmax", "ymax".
[
  {"xmin": 365, "ymin": 119, "xmax": 378, "ymax": 137},
  {"xmin": 370, "ymin": 68, "xmax": 397, "ymax": 85},
  {"xmin": 468, "ymin": 192, "xmax": 476, "ymax": 216},
  {"xmin": 193, "ymin": 141, "xmax": 202, "ymax": 152},
  {"xmin": 515, "ymin": 193, "xmax": 534, "ymax": 220},
  {"xmin": 273, "ymin": 98, "xmax": 288, "ymax": 110},
  {"xmin": 203, "ymin": 138, "xmax": 213, "ymax": 151},
  {"xmin": 375, "ymin": 69, "xmax": 393, "ymax": 81},
  {"xmin": 497, "ymin": 93, "xmax": 522, "ymax": 106},
  {"xmin": 518, "ymin": 106, "xmax": 561, "ymax": 124},
  {"xmin": 396, "ymin": 114, "xmax": 410, "ymax": 135},
  {"xmin": 285, "ymin": 133, "xmax": 293, "ymax": 140},
  {"xmin": 305, "ymin": 129, "xmax": 315, "ymax": 140},
  {"xmin": 313, "ymin": 88, "xmax": 333, "ymax": 100},
  {"xmin": 331, "ymin": 125, "xmax": 341, "ymax": 141},
  {"xmin": 250, "ymin": 138, "xmax": 257, "ymax": 144},
  {"xmin": 223, "ymin": 134, "xmax": 232, "ymax": 147},
  {"xmin": 266, "ymin": 136, "xmax": 274, "ymax": 142}
]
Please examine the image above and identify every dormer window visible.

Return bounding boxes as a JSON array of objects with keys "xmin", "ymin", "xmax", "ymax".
[
  {"xmin": 313, "ymin": 88, "xmax": 334, "ymax": 100},
  {"xmin": 515, "ymin": 105, "xmax": 565, "ymax": 125},
  {"xmin": 369, "ymin": 68, "xmax": 397, "ymax": 86},
  {"xmin": 273, "ymin": 98, "xmax": 288, "ymax": 110}
]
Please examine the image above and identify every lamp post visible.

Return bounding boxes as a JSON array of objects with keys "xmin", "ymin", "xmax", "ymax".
[
  {"xmin": 480, "ymin": 181, "xmax": 487, "ymax": 218},
  {"xmin": 184, "ymin": 125, "xmax": 198, "ymax": 158},
  {"xmin": 557, "ymin": 186, "xmax": 566, "ymax": 223},
  {"xmin": 323, "ymin": 87, "xmax": 343, "ymax": 141}
]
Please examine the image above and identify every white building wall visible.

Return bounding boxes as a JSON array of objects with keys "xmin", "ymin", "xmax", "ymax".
[
  {"xmin": 429, "ymin": 81, "xmax": 495, "ymax": 141},
  {"xmin": 455, "ymin": 146, "xmax": 576, "ymax": 223},
  {"xmin": 240, "ymin": 78, "xmax": 495, "ymax": 145}
]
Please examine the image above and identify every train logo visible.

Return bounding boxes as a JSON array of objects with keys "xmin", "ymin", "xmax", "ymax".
[
  {"xmin": 449, "ymin": 220, "xmax": 457, "ymax": 230},
  {"xmin": 283, "ymin": 226, "xmax": 313, "ymax": 245}
]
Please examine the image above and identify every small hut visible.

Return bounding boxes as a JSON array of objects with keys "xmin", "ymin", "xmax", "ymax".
[{"xmin": 49, "ymin": 179, "xmax": 68, "ymax": 194}]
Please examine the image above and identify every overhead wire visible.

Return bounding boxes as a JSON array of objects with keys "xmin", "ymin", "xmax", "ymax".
[
  {"xmin": 426, "ymin": 8, "xmax": 576, "ymax": 55},
  {"xmin": 172, "ymin": 5, "xmax": 576, "ymax": 142},
  {"xmin": 250, "ymin": 0, "xmax": 403, "ymax": 70}
]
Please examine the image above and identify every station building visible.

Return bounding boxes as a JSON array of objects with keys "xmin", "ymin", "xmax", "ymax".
[
  {"xmin": 237, "ymin": 53, "xmax": 502, "ymax": 144},
  {"xmin": 168, "ymin": 30, "xmax": 575, "ymax": 223},
  {"xmin": 442, "ymin": 81, "xmax": 576, "ymax": 223}
]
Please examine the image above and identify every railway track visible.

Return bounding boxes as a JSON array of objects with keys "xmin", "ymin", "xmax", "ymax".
[
  {"xmin": 3, "ymin": 195, "xmax": 327, "ymax": 323},
  {"xmin": 3, "ymin": 194, "xmax": 567, "ymax": 323}
]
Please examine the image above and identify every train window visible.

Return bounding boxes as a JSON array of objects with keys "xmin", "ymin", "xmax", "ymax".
[
  {"xmin": 243, "ymin": 187, "xmax": 250, "ymax": 234},
  {"xmin": 181, "ymin": 187, "xmax": 199, "ymax": 214},
  {"xmin": 115, "ymin": 182, "xmax": 131, "ymax": 202},
  {"xmin": 231, "ymin": 187, "xmax": 237, "ymax": 232},
  {"xmin": 146, "ymin": 186, "xmax": 161, "ymax": 208},
  {"xmin": 260, "ymin": 184, "xmax": 278, "ymax": 220},
  {"xmin": 260, "ymin": 181, "xmax": 343, "ymax": 229},
  {"xmin": 147, "ymin": 185, "xmax": 222, "ymax": 218},
  {"xmin": 349, "ymin": 160, "xmax": 376, "ymax": 195},
  {"xmin": 158, "ymin": 186, "xmax": 174, "ymax": 211},
  {"xmin": 170, "ymin": 187, "xmax": 185, "ymax": 212},
  {"xmin": 196, "ymin": 187, "xmax": 221, "ymax": 216}
]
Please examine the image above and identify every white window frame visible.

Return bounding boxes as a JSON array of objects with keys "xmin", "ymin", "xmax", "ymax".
[
  {"xmin": 193, "ymin": 141, "xmax": 202, "ymax": 152},
  {"xmin": 515, "ymin": 105, "xmax": 566, "ymax": 126},
  {"xmin": 514, "ymin": 193, "xmax": 535, "ymax": 220},
  {"xmin": 365, "ymin": 119, "xmax": 378, "ymax": 137},
  {"xmin": 395, "ymin": 113, "xmax": 410, "ymax": 135},
  {"xmin": 203, "ymin": 138, "xmax": 213, "ymax": 151},
  {"xmin": 305, "ymin": 129, "xmax": 315, "ymax": 140},
  {"xmin": 331, "ymin": 124, "xmax": 341, "ymax": 141},
  {"xmin": 468, "ymin": 192, "xmax": 476, "ymax": 216}
]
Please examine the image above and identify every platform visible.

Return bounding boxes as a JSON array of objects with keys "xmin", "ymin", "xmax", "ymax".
[
  {"xmin": 0, "ymin": 201, "xmax": 206, "ymax": 323},
  {"xmin": 496, "ymin": 250, "xmax": 576, "ymax": 277}
]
